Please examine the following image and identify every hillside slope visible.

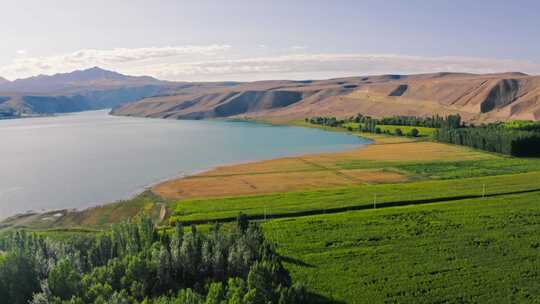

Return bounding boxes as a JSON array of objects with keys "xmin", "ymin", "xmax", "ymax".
[
  {"xmin": 0, "ymin": 67, "xmax": 181, "ymax": 117},
  {"xmin": 113, "ymin": 72, "xmax": 540, "ymax": 122}
]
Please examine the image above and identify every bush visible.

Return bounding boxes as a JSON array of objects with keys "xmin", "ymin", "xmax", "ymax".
[
  {"xmin": 395, "ymin": 128, "xmax": 403, "ymax": 136},
  {"xmin": 409, "ymin": 128, "xmax": 419, "ymax": 137}
]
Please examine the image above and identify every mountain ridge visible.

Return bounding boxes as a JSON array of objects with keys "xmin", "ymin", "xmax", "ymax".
[
  {"xmin": 0, "ymin": 67, "xmax": 178, "ymax": 117},
  {"xmin": 112, "ymin": 72, "xmax": 540, "ymax": 122},
  {"xmin": 0, "ymin": 67, "xmax": 166, "ymax": 93},
  {"xmin": 2, "ymin": 68, "xmax": 539, "ymax": 122}
]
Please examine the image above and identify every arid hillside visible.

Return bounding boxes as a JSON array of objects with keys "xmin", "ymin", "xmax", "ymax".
[{"xmin": 112, "ymin": 72, "xmax": 540, "ymax": 122}]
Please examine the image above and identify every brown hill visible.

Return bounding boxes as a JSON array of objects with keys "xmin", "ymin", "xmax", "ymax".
[{"xmin": 112, "ymin": 72, "xmax": 540, "ymax": 122}]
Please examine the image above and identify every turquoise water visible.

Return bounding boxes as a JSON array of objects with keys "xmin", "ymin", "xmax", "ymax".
[{"xmin": 0, "ymin": 110, "xmax": 370, "ymax": 218}]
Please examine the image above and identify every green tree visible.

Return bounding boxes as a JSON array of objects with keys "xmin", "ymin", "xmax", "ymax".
[
  {"xmin": 48, "ymin": 259, "xmax": 82, "ymax": 300},
  {"xmin": 205, "ymin": 282, "xmax": 225, "ymax": 304},
  {"xmin": 0, "ymin": 251, "xmax": 40, "ymax": 304}
]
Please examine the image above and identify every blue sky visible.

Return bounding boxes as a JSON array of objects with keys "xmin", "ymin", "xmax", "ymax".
[{"xmin": 1, "ymin": 0, "xmax": 539, "ymax": 81}]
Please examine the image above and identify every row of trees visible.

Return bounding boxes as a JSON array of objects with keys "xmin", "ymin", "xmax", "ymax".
[
  {"xmin": 434, "ymin": 125, "xmax": 540, "ymax": 157},
  {"xmin": 306, "ymin": 116, "xmax": 344, "ymax": 128},
  {"xmin": 366, "ymin": 114, "xmax": 461, "ymax": 128},
  {"xmin": 503, "ymin": 120, "xmax": 540, "ymax": 132},
  {"xmin": 307, "ymin": 114, "xmax": 441, "ymax": 137},
  {"xmin": 307, "ymin": 113, "xmax": 462, "ymax": 130},
  {"xmin": 0, "ymin": 215, "xmax": 308, "ymax": 304},
  {"xmin": 308, "ymin": 112, "xmax": 540, "ymax": 157}
]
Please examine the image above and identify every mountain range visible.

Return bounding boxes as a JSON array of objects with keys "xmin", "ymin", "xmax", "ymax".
[
  {"xmin": 1, "ymin": 67, "xmax": 539, "ymax": 121},
  {"xmin": 113, "ymin": 72, "xmax": 540, "ymax": 122},
  {"xmin": 0, "ymin": 67, "xmax": 165, "ymax": 93},
  {"xmin": 0, "ymin": 67, "xmax": 178, "ymax": 117}
]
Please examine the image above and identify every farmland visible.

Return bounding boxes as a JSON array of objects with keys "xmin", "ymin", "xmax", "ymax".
[
  {"xmin": 2, "ymin": 121, "xmax": 540, "ymax": 303},
  {"xmin": 263, "ymin": 191, "xmax": 540, "ymax": 303},
  {"xmin": 153, "ymin": 138, "xmax": 495, "ymax": 201}
]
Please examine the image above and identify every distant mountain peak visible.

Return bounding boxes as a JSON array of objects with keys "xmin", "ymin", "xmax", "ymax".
[
  {"xmin": 45, "ymin": 66, "xmax": 129, "ymax": 82},
  {"xmin": 88, "ymin": 66, "xmax": 105, "ymax": 71},
  {"xmin": 0, "ymin": 67, "xmax": 163, "ymax": 93},
  {"xmin": 0, "ymin": 77, "xmax": 9, "ymax": 84}
]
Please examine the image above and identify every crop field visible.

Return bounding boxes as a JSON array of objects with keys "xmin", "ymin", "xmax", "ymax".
[
  {"xmin": 153, "ymin": 139, "xmax": 495, "ymax": 200},
  {"xmin": 263, "ymin": 191, "xmax": 540, "ymax": 303},
  {"xmin": 169, "ymin": 171, "xmax": 540, "ymax": 223},
  {"xmin": 154, "ymin": 169, "xmax": 409, "ymax": 199}
]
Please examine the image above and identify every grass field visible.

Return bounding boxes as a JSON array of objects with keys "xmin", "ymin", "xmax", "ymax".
[
  {"xmin": 167, "ymin": 172, "xmax": 540, "ymax": 224},
  {"xmin": 154, "ymin": 140, "xmax": 495, "ymax": 200},
  {"xmin": 263, "ymin": 191, "xmax": 540, "ymax": 303},
  {"xmin": 343, "ymin": 122, "xmax": 437, "ymax": 137}
]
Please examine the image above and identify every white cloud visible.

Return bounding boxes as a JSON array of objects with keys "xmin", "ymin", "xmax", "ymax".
[
  {"xmin": 290, "ymin": 46, "xmax": 307, "ymax": 51},
  {"xmin": 0, "ymin": 45, "xmax": 231, "ymax": 79},
  {"xmin": 1, "ymin": 47, "xmax": 539, "ymax": 82},
  {"xmin": 144, "ymin": 53, "xmax": 540, "ymax": 81},
  {"xmin": 16, "ymin": 49, "xmax": 28, "ymax": 56}
]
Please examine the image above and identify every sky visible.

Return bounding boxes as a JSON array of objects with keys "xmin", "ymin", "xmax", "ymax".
[{"xmin": 1, "ymin": 0, "xmax": 540, "ymax": 81}]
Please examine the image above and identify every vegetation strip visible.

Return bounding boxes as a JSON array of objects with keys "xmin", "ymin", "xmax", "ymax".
[{"xmin": 176, "ymin": 187, "xmax": 540, "ymax": 226}]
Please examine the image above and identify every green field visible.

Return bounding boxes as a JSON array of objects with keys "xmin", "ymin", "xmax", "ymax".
[
  {"xmin": 263, "ymin": 191, "xmax": 540, "ymax": 303},
  {"xmin": 343, "ymin": 122, "xmax": 437, "ymax": 137},
  {"xmin": 169, "ymin": 171, "xmax": 540, "ymax": 224}
]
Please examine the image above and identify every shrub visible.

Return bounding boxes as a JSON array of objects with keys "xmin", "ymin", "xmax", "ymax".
[{"xmin": 409, "ymin": 128, "xmax": 420, "ymax": 137}]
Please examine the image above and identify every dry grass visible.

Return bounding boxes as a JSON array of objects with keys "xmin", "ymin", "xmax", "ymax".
[
  {"xmin": 154, "ymin": 169, "xmax": 409, "ymax": 199},
  {"xmin": 197, "ymin": 157, "xmax": 316, "ymax": 177},
  {"xmin": 152, "ymin": 137, "xmax": 490, "ymax": 200},
  {"xmin": 155, "ymin": 171, "xmax": 353, "ymax": 198},
  {"xmin": 310, "ymin": 141, "xmax": 492, "ymax": 163}
]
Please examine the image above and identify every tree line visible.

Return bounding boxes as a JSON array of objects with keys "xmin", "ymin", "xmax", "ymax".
[
  {"xmin": 307, "ymin": 113, "xmax": 462, "ymax": 137},
  {"xmin": 0, "ymin": 214, "xmax": 308, "ymax": 304},
  {"xmin": 434, "ymin": 125, "xmax": 540, "ymax": 157},
  {"xmin": 307, "ymin": 113, "xmax": 461, "ymax": 129},
  {"xmin": 307, "ymin": 113, "xmax": 540, "ymax": 157}
]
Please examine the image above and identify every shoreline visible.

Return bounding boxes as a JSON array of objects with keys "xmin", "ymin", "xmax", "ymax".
[
  {"xmin": 0, "ymin": 119, "xmax": 372, "ymax": 225},
  {"xmin": 136, "ymin": 134, "xmax": 372, "ymax": 202}
]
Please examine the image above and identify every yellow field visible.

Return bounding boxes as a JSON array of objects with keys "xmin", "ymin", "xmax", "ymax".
[{"xmin": 152, "ymin": 135, "xmax": 493, "ymax": 200}]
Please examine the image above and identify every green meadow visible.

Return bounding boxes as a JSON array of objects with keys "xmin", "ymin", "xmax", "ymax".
[
  {"xmin": 263, "ymin": 191, "xmax": 540, "ymax": 303},
  {"xmin": 344, "ymin": 122, "xmax": 437, "ymax": 137}
]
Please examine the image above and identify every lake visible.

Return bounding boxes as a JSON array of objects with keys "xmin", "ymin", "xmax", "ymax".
[{"xmin": 0, "ymin": 110, "xmax": 370, "ymax": 218}]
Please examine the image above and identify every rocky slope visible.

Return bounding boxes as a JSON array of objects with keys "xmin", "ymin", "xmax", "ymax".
[{"xmin": 113, "ymin": 72, "xmax": 540, "ymax": 122}]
